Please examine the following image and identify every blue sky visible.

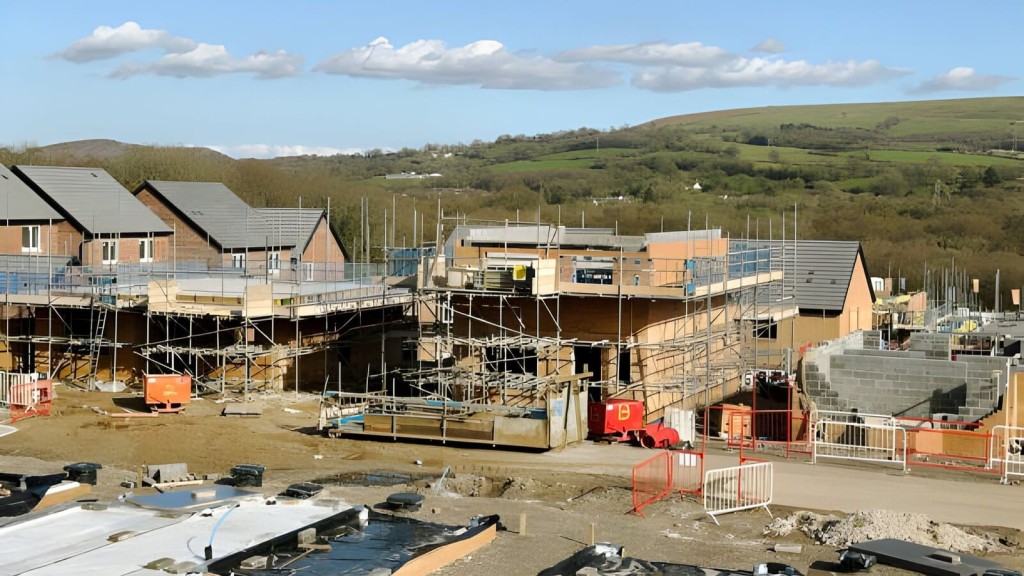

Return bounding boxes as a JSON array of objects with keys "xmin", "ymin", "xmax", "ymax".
[{"xmin": 2, "ymin": 1, "xmax": 1019, "ymax": 158}]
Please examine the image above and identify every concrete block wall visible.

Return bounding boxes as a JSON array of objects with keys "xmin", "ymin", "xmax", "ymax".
[
  {"xmin": 802, "ymin": 330, "xmax": 871, "ymax": 394},
  {"xmin": 908, "ymin": 333, "xmax": 951, "ymax": 360},
  {"xmin": 802, "ymin": 331, "xmax": 1006, "ymax": 420},
  {"xmin": 844, "ymin": 349, "xmax": 926, "ymax": 359},
  {"xmin": 862, "ymin": 331, "xmax": 882, "ymax": 350},
  {"xmin": 827, "ymin": 353, "xmax": 965, "ymax": 417},
  {"xmin": 954, "ymin": 356, "xmax": 1007, "ymax": 419}
]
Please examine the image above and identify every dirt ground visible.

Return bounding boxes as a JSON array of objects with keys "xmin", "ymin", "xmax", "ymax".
[{"xmin": 3, "ymin": 386, "xmax": 1024, "ymax": 575}]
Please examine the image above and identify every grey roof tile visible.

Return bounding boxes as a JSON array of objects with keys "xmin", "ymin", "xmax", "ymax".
[
  {"xmin": 140, "ymin": 181, "xmax": 279, "ymax": 250},
  {"xmin": 254, "ymin": 208, "xmax": 324, "ymax": 253},
  {"xmin": 788, "ymin": 240, "xmax": 870, "ymax": 312},
  {"xmin": 0, "ymin": 164, "xmax": 62, "ymax": 221},
  {"xmin": 14, "ymin": 166, "xmax": 170, "ymax": 235}
]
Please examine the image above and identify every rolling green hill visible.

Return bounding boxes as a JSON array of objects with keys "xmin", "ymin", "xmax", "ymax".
[{"xmin": 4, "ymin": 96, "xmax": 1024, "ymax": 304}]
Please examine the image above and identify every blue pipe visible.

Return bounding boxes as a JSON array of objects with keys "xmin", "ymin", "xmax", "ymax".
[{"xmin": 205, "ymin": 503, "xmax": 240, "ymax": 560}]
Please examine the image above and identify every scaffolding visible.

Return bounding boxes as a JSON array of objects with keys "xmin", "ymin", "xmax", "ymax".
[
  {"xmin": 326, "ymin": 214, "xmax": 794, "ymax": 438},
  {"xmin": 3, "ymin": 197, "xmax": 798, "ymax": 445},
  {"xmin": 0, "ymin": 254, "xmax": 413, "ymax": 397}
]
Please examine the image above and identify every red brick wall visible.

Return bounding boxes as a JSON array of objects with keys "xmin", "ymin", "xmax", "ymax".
[
  {"xmin": 0, "ymin": 221, "xmax": 81, "ymax": 256},
  {"xmin": 135, "ymin": 187, "xmax": 220, "ymax": 266},
  {"xmin": 301, "ymin": 217, "xmax": 346, "ymax": 265}
]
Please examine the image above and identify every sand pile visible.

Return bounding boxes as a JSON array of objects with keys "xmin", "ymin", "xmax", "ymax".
[
  {"xmin": 437, "ymin": 473, "xmax": 490, "ymax": 497},
  {"xmin": 766, "ymin": 510, "xmax": 1002, "ymax": 553},
  {"xmin": 500, "ymin": 476, "xmax": 542, "ymax": 499}
]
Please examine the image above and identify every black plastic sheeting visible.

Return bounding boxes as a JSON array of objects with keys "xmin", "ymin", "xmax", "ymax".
[
  {"xmin": 226, "ymin": 511, "xmax": 500, "ymax": 575},
  {"xmin": 539, "ymin": 545, "xmax": 802, "ymax": 576},
  {"xmin": 0, "ymin": 472, "xmax": 68, "ymax": 517}
]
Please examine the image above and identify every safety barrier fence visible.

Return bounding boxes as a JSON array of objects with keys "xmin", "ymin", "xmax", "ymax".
[
  {"xmin": 0, "ymin": 372, "xmax": 39, "ymax": 407},
  {"xmin": 812, "ymin": 410, "xmax": 907, "ymax": 471},
  {"xmin": 898, "ymin": 417, "xmax": 997, "ymax": 474},
  {"xmin": 750, "ymin": 409, "xmax": 814, "ymax": 458},
  {"xmin": 989, "ymin": 426, "xmax": 1024, "ymax": 485},
  {"xmin": 671, "ymin": 449, "xmax": 705, "ymax": 495},
  {"xmin": 631, "ymin": 451, "xmax": 673, "ymax": 516},
  {"xmin": 0, "ymin": 372, "xmax": 52, "ymax": 423},
  {"xmin": 631, "ymin": 449, "xmax": 706, "ymax": 516},
  {"xmin": 703, "ymin": 459, "xmax": 773, "ymax": 525},
  {"xmin": 703, "ymin": 403, "xmax": 814, "ymax": 457},
  {"xmin": 634, "ymin": 409, "xmax": 1018, "ymax": 518}
]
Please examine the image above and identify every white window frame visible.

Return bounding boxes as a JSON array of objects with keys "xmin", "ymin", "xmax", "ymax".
[
  {"xmin": 139, "ymin": 238, "xmax": 154, "ymax": 263},
  {"xmin": 21, "ymin": 225, "xmax": 41, "ymax": 253},
  {"xmin": 232, "ymin": 253, "xmax": 246, "ymax": 269},
  {"xmin": 267, "ymin": 251, "xmax": 281, "ymax": 277},
  {"xmin": 102, "ymin": 240, "xmax": 118, "ymax": 265},
  {"xmin": 302, "ymin": 262, "xmax": 315, "ymax": 281}
]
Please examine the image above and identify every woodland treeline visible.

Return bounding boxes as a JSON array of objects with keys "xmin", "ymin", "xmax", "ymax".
[{"xmin": 4, "ymin": 97, "xmax": 1024, "ymax": 308}]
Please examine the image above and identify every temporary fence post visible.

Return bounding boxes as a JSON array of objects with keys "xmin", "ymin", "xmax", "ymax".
[
  {"xmin": 785, "ymin": 386, "xmax": 793, "ymax": 459},
  {"xmin": 985, "ymin": 431, "xmax": 991, "ymax": 468},
  {"xmin": 666, "ymin": 448, "xmax": 673, "ymax": 488},
  {"xmin": 736, "ymin": 463, "xmax": 742, "ymax": 509},
  {"xmin": 811, "ymin": 419, "xmax": 818, "ymax": 465}
]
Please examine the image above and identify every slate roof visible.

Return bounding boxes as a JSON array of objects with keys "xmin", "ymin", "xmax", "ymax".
[
  {"xmin": 138, "ymin": 181, "xmax": 278, "ymax": 250},
  {"xmin": 0, "ymin": 164, "xmax": 62, "ymax": 221},
  {"xmin": 790, "ymin": 240, "xmax": 873, "ymax": 312},
  {"xmin": 255, "ymin": 208, "xmax": 324, "ymax": 253},
  {"xmin": 13, "ymin": 166, "xmax": 170, "ymax": 235}
]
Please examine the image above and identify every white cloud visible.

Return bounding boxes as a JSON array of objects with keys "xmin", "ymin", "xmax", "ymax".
[
  {"xmin": 555, "ymin": 40, "xmax": 907, "ymax": 92},
  {"xmin": 751, "ymin": 38, "xmax": 785, "ymax": 54},
  {"xmin": 632, "ymin": 58, "xmax": 910, "ymax": 92},
  {"xmin": 57, "ymin": 22, "xmax": 301, "ymax": 79},
  {"xmin": 55, "ymin": 21, "xmax": 195, "ymax": 62},
  {"xmin": 314, "ymin": 36, "xmax": 620, "ymax": 90},
  {"xmin": 559, "ymin": 41, "xmax": 732, "ymax": 67},
  {"xmin": 111, "ymin": 44, "xmax": 303, "ymax": 79},
  {"xmin": 205, "ymin": 144, "xmax": 363, "ymax": 159},
  {"xmin": 909, "ymin": 67, "xmax": 1014, "ymax": 94}
]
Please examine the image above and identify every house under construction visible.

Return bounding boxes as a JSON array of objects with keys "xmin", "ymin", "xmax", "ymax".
[
  {"xmin": 0, "ymin": 165, "xmax": 411, "ymax": 402},
  {"xmin": 2, "ymin": 162, "xmax": 879, "ymax": 451},
  {"xmin": 320, "ymin": 222, "xmax": 803, "ymax": 449}
]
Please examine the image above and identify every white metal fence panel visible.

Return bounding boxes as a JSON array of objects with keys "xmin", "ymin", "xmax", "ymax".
[
  {"xmin": 989, "ymin": 425, "xmax": 1024, "ymax": 485},
  {"xmin": 813, "ymin": 411, "xmax": 907, "ymax": 471},
  {"xmin": 0, "ymin": 372, "xmax": 38, "ymax": 408},
  {"xmin": 703, "ymin": 461, "xmax": 773, "ymax": 524}
]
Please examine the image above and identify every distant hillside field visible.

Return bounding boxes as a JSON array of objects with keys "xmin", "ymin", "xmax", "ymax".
[
  {"xmin": 642, "ymin": 97, "xmax": 1023, "ymax": 148},
  {"xmin": 3, "ymin": 96, "xmax": 1024, "ymax": 305}
]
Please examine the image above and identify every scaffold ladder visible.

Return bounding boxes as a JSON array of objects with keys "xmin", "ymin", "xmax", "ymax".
[{"xmin": 88, "ymin": 305, "xmax": 109, "ymax": 384}]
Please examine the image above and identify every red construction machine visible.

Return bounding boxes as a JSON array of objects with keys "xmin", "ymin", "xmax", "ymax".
[{"xmin": 588, "ymin": 399, "xmax": 679, "ymax": 449}]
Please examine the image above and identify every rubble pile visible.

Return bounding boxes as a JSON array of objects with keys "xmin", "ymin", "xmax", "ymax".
[{"xmin": 766, "ymin": 510, "xmax": 1002, "ymax": 553}]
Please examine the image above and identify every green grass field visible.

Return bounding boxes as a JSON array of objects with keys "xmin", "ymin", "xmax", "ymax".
[
  {"xmin": 858, "ymin": 150, "xmax": 1022, "ymax": 167},
  {"xmin": 491, "ymin": 158, "xmax": 596, "ymax": 172},
  {"xmin": 645, "ymin": 97, "xmax": 1024, "ymax": 141}
]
